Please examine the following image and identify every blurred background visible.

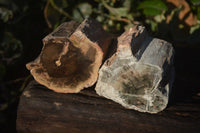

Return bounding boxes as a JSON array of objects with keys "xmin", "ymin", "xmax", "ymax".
[{"xmin": 0, "ymin": 0, "xmax": 200, "ymax": 132}]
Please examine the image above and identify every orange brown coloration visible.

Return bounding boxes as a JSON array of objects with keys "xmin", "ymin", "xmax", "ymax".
[
  {"xmin": 26, "ymin": 18, "xmax": 112, "ymax": 93},
  {"xmin": 166, "ymin": 0, "xmax": 197, "ymax": 26}
]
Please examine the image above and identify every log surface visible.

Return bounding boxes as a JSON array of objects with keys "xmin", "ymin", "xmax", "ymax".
[{"xmin": 17, "ymin": 79, "xmax": 200, "ymax": 133}]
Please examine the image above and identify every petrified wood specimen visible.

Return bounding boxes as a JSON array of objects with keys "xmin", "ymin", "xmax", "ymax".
[
  {"xmin": 96, "ymin": 26, "xmax": 174, "ymax": 113},
  {"xmin": 26, "ymin": 18, "xmax": 112, "ymax": 93}
]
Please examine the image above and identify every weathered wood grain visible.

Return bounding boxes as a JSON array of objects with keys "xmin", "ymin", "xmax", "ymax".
[
  {"xmin": 16, "ymin": 80, "xmax": 200, "ymax": 133},
  {"xmin": 96, "ymin": 26, "xmax": 175, "ymax": 113},
  {"xmin": 26, "ymin": 18, "xmax": 112, "ymax": 93}
]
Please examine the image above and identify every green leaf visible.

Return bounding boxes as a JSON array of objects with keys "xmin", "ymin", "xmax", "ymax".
[
  {"xmin": 102, "ymin": 1, "xmax": 128, "ymax": 17},
  {"xmin": 0, "ymin": 7, "xmax": 13, "ymax": 22},
  {"xmin": 110, "ymin": 7, "xmax": 128, "ymax": 17},
  {"xmin": 73, "ymin": 3, "xmax": 92, "ymax": 22},
  {"xmin": 123, "ymin": 0, "xmax": 131, "ymax": 11},
  {"xmin": 197, "ymin": 7, "xmax": 200, "ymax": 20},
  {"xmin": 0, "ymin": 32, "xmax": 23, "ymax": 64},
  {"xmin": 154, "ymin": 14, "xmax": 165, "ymax": 23},
  {"xmin": 137, "ymin": 0, "xmax": 167, "ymax": 16},
  {"xmin": 146, "ymin": 19, "xmax": 157, "ymax": 31},
  {"xmin": 191, "ymin": 0, "xmax": 200, "ymax": 6}
]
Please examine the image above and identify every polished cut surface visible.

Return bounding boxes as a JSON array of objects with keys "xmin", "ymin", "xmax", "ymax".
[
  {"xmin": 96, "ymin": 26, "xmax": 174, "ymax": 113},
  {"xmin": 26, "ymin": 18, "xmax": 112, "ymax": 93}
]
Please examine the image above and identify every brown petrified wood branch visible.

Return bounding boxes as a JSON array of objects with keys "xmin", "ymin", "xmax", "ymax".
[
  {"xmin": 16, "ymin": 80, "xmax": 200, "ymax": 133},
  {"xmin": 26, "ymin": 18, "xmax": 112, "ymax": 93},
  {"xmin": 95, "ymin": 26, "xmax": 175, "ymax": 113}
]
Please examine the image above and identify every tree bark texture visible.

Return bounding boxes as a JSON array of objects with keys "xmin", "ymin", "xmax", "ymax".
[{"xmin": 17, "ymin": 80, "xmax": 200, "ymax": 133}]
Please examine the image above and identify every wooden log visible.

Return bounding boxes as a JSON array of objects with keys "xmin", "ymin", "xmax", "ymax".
[
  {"xmin": 26, "ymin": 18, "xmax": 112, "ymax": 93},
  {"xmin": 95, "ymin": 26, "xmax": 175, "ymax": 113},
  {"xmin": 16, "ymin": 80, "xmax": 200, "ymax": 133}
]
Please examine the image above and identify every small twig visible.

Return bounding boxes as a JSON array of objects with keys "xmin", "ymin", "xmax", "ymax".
[
  {"xmin": 49, "ymin": 0, "xmax": 72, "ymax": 19},
  {"xmin": 3, "ymin": 76, "xmax": 28, "ymax": 85},
  {"xmin": 19, "ymin": 75, "xmax": 32, "ymax": 92},
  {"xmin": 97, "ymin": 1, "xmax": 134, "ymax": 24}
]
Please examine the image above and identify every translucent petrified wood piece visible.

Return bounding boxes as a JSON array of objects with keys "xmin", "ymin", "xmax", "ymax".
[
  {"xmin": 95, "ymin": 26, "xmax": 174, "ymax": 113},
  {"xmin": 26, "ymin": 18, "xmax": 112, "ymax": 93}
]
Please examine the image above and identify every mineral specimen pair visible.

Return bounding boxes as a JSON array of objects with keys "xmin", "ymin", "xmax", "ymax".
[{"xmin": 27, "ymin": 18, "xmax": 174, "ymax": 113}]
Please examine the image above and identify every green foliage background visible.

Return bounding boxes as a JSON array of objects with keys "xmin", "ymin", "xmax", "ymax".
[{"xmin": 0, "ymin": 0, "xmax": 200, "ymax": 132}]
